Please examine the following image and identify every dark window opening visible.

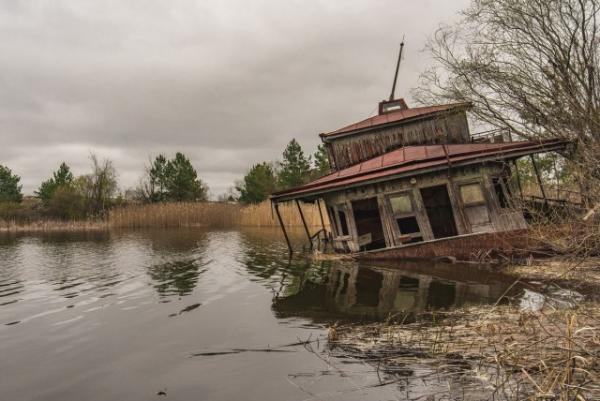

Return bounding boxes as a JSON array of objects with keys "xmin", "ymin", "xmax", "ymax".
[
  {"xmin": 352, "ymin": 198, "xmax": 387, "ymax": 251},
  {"xmin": 420, "ymin": 185, "xmax": 458, "ymax": 239},
  {"xmin": 399, "ymin": 276, "xmax": 419, "ymax": 290},
  {"xmin": 397, "ymin": 216, "xmax": 420, "ymax": 234},
  {"xmin": 493, "ymin": 177, "xmax": 510, "ymax": 208},
  {"xmin": 337, "ymin": 209, "xmax": 349, "ymax": 236}
]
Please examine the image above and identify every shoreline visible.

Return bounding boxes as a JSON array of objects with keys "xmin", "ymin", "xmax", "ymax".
[{"xmin": 329, "ymin": 258, "xmax": 600, "ymax": 400}]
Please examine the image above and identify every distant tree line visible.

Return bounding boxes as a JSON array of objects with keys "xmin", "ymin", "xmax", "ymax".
[{"xmin": 0, "ymin": 140, "xmax": 330, "ymax": 221}]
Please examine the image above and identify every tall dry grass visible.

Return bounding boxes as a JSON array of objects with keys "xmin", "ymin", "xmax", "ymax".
[{"xmin": 108, "ymin": 200, "xmax": 329, "ymax": 229}]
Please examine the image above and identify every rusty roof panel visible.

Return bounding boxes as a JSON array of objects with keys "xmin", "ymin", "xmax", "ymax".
[
  {"xmin": 320, "ymin": 102, "xmax": 472, "ymax": 139},
  {"xmin": 271, "ymin": 139, "xmax": 569, "ymax": 201}
]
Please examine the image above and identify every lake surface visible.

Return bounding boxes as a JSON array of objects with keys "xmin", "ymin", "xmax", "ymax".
[{"xmin": 0, "ymin": 228, "xmax": 538, "ymax": 401}]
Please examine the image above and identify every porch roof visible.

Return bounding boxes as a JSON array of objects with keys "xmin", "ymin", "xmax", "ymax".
[{"xmin": 271, "ymin": 139, "xmax": 569, "ymax": 203}]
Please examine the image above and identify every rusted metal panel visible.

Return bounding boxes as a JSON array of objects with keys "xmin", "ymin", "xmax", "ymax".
[
  {"xmin": 354, "ymin": 230, "xmax": 540, "ymax": 261},
  {"xmin": 271, "ymin": 139, "xmax": 569, "ymax": 202},
  {"xmin": 320, "ymin": 102, "xmax": 472, "ymax": 139}
]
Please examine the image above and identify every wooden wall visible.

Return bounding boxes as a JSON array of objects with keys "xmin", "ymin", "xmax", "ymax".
[
  {"xmin": 325, "ymin": 111, "xmax": 470, "ymax": 170},
  {"xmin": 323, "ymin": 164, "xmax": 528, "ymax": 253}
]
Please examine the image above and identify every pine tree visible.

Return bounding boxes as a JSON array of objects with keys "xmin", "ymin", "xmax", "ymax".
[
  {"xmin": 36, "ymin": 162, "xmax": 74, "ymax": 204},
  {"xmin": 237, "ymin": 162, "xmax": 277, "ymax": 204},
  {"xmin": 0, "ymin": 165, "xmax": 23, "ymax": 203},
  {"xmin": 164, "ymin": 152, "xmax": 207, "ymax": 202},
  {"xmin": 312, "ymin": 144, "xmax": 331, "ymax": 178},
  {"xmin": 277, "ymin": 139, "xmax": 311, "ymax": 189}
]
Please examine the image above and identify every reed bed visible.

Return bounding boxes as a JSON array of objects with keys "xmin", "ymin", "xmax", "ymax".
[
  {"xmin": 108, "ymin": 200, "xmax": 329, "ymax": 229},
  {"xmin": 332, "ymin": 303, "xmax": 600, "ymax": 400},
  {"xmin": 0, "ymin": 219, "xmax": 107, "ymax": 233}
]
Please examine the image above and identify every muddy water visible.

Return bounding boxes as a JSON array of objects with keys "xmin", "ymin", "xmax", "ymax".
[{"xmin": 0, "ymin": 228, "xmax": 538, "ymax": 401}]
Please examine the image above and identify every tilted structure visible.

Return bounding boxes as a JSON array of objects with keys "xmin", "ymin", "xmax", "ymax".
[{"xmin": 271, "ymin": 45, "xmax": 570, "ymax": 259}]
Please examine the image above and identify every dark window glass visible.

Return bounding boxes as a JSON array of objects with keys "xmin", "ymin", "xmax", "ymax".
[
  {"xmin": 493, "ymin": 178, "xmax": 509, "ymax": 208},
  {"xmin": 338, "ymin": 209, "xmax": 349, "ymax": 236},
  {"xmin": 397, "ymin": 216, "xmax": 420, "ymax": 234}
]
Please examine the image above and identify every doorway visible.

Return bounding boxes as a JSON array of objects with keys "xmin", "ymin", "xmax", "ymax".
[
  {"xmin": 351, "ymin": 198, "xmax": 386, "ymax": 251},
  {"xmin": 419, "ymin": 185, "xmax": 458, "ymax": 239}
]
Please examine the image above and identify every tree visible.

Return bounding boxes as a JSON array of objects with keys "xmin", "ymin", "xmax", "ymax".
[
  {"xmin": 77, "ymin": 153, "xmax": 118, "ymax": 217},
  {"xmin": 236, "ymin": 162, "xmax": 277, "ymax": 204},
  {"xmin": 277, "ymin": 139, "xmax": 311, "ymax": 189},
  {"xmin": 36, "ymin": 162, "xmax": 74, "ymax": 204},
  {"xmin": 0, "ymin": 165, "xmax": 23, "ymax": 203},
  {"xmin": 416, "ymin": 0, "xmax": 600, "ymax": 203},
  {"xmin": 164, "ymin": 152, "xmax": 207, "ymax": 202},
  {"xmin": 312, "ymin": 143, "xmax": 331, "ymax": 178}
]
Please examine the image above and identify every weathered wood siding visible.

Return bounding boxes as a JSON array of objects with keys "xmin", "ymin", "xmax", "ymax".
[
  {"xmin": 325, "ymin": 111, "xmax": 470, "ymax": 170},
  {"xmin": 323, "ymin": 164, "xmax": 527, "ymax": 253}
]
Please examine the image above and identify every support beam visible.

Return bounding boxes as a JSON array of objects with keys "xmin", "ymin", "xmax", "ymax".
[
  {"xmin": 512, "ymin": 159, "xmax": 524, "ymax": 201},
  {"xmin": 274, "ymin": 202, "xmax": 293, "ymax": 254},
  {"xmin": 530, "ymin": 154, "xmax": 548, "ymax": 207},
  {"xmin": 295, "ymin": 199, "xmax": 313, "ymax": 250},
  {"xmin": 317, "ymin": 199, "xmax": 326, "ymax": 236}
]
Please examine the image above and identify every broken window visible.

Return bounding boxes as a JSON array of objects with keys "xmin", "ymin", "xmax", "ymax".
[
  {"xmin": 458, "ymin": 182, "xmax": 492, "ymax": 233},
  {"xmin": 459, "ymin": 183, "xmax": 485, "ymax": 205},
  {"xmin": 388, "ymin": 192, "xmax": 424, "ymax": 244},
  {"xmin": 337, "ymin": 207, "xmax": 349, "ymax": 236},
  {"xmin": 492, "ymin": 177, "xmax": 511, "ymax": 208}
]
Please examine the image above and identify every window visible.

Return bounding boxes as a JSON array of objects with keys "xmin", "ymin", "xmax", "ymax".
[
  {"xmin": 337, "ymin": 208, "xmax": 349, "ymax": 236},
  {"xmin": 387, "ymin": 192, "xmax": 423, "ymax": 244},
  {"xmin": 459, "ymin": 183, "xmax": 485, "ymax": 205},
  {"xmin": 492, "ymin": 177, "xmax": 510, "ymax": 208},
  {"xmin": 389, "ymin": 194, "xmax": 413, "ymax": 214},
  {"xmin": 397, "ymin": 217, "xmax": 420, "ymax": 234},
  {"xmin": 458, "ymin": 182, "xmax": 492, "ymax": 232}
]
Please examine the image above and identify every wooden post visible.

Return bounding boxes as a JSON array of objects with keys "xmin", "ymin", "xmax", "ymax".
[
  {"xmin": 274, "ymin": 202, "xmax": 293, "ymax": 254},
  {"xmin": 530, "ymin": 154, "xmax": 548, "ymax": 207},
  {"xmin": 317, "ymin": 199, "xmax": 326, "ymax": 235},
  {"xmin": 295, "ymin": 199, "xmax": 313, "ymax": 250}
]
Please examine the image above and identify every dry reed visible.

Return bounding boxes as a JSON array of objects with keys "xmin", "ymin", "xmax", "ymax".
[
  {"xmin": 0, "ymin": 219, "xmax": 107, "ymax": 233},
  {"xmin": 332, "ymin": 303, "xmax": 600, "ymax": 400},
  {"xmin": 108, "ymin": 200, "xmax": 329, "ymax": 229}
]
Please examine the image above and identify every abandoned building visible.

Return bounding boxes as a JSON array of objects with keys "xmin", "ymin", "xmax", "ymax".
[{"xmin": 270, "ymin": 97, "xmax": 570, "ymax": 260}]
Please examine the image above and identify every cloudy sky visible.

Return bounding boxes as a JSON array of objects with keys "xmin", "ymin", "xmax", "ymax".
[{"xmin": 1, "ymin": 0, "xmax": 469, "ymax": 197}]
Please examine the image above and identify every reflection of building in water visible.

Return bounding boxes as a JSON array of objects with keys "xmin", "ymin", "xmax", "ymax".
[{"xmin": 274, "ymin": 263, "xmax": 513, "ymax": 321}]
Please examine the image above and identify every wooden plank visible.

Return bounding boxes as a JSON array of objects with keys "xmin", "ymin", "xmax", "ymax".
[{"xmin": 274, "ymin": 203, "xmax": 293, "ymax": 254}]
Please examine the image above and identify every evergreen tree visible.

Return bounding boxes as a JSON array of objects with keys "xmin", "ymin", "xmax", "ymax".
[
  {"xmin": 277, "ymin": 139, "xmax": 311, "ymax": 189},
  {"xmin": 35, "ymin": 162, "xmax": 74, "ymax": 204},
  {"xmin": 237, "ymin": 162, "xmax": 277, "ymax": 204},
  {"xmin": 0, "ymin": 165, "xmax": 23, "ymax": 203},
  {"xmin": 148, "ymin": 154, "xmax": 168, "ymax": 202},
  {"xmin": 164, "ymin": 152, "xmax": 207, "ymax": 202},
  {"xmin": 312, "ymin": 144, "xmax": 331, "ymax": 178}
]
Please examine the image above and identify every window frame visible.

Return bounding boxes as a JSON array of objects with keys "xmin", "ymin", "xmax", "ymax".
[{"xmin": 386, "ymin": 191, "xmax": 424, "ymax": 244}]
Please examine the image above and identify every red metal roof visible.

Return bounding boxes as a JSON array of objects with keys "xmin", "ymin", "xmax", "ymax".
[
  {"xmin": 320, "ymin": 102, "xmax": 472, "ymax": 139},
  {"xmin": 271, "ymin": 139, "xmax": 569, "ymax": 201}
]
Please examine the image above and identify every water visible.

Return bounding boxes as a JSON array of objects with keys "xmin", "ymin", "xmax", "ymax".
[{"xmin": 0, "ymin": 228, "xmax": 537, "ymax": 401}]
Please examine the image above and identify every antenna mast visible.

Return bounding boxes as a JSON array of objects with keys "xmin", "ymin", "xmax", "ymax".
[{"xmin": 389, "ymin": 38, "xmax": 405, "ymax": 101}]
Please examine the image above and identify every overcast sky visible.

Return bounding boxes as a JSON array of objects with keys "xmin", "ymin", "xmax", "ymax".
[{"xmin": 1, "ymin": 0, "xmax": 469, "ymax": 197}]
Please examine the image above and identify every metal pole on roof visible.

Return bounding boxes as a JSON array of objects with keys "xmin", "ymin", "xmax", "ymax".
[
  {"xmin": 389, "ymin": 38, "xmax": 405, "ymax": 101},
  {"xmin": 295, "ymin": 199, "xmax": 313, "ymax": 250},
  {"xmin": 274, "ymin": 202, "xmax": 293, "ymax": 254}
]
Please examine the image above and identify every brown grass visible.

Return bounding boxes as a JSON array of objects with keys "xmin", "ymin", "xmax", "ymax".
[
  {"xmin": 333, "ymin": 303, "xmax": 600, "ymax": 400},
  {"xmin": 0, "ymin": 219, "xmax": 107, "ymax": 233},
  {"xmin": 108, "ymin": 200, "xmax": 329, "ymax": 229}
]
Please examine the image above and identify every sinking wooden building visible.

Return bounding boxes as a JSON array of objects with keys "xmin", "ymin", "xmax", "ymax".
[{"xmin": 270, "ymin": 98, "xmax": 570, "ymax": 260}]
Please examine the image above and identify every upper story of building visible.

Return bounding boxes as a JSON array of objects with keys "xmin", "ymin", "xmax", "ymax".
[{"xmin": 320, "ymin": 98, "xmax": 473, "ymax": 171}]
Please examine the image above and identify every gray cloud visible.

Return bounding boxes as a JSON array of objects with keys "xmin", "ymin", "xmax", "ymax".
[{"xmin": 0, "ymin": 0, "xmax": 469, "ymax": 196}]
